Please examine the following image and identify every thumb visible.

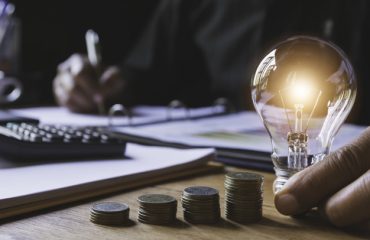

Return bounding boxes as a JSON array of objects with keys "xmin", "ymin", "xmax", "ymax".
[{"xmin": 274, "ymin": 127, "xmax": 370, "ymax": 216}]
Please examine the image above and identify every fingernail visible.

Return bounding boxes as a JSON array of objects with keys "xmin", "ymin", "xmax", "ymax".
[{"xmin": 275, "ymin": 193, "xmax": 300, "ymax": 215}]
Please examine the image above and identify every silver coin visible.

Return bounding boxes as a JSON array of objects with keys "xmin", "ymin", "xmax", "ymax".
[
  {"xmin": 183, "ymin": 186, "xmax": 219, "ymax": 198},
  {"xmin": 90, "ymin": 213, "xmax": 129, "ymax": 221},
  {"xmin": 226, "ymin": 172, "xmax": 263, "ymax": 182},
  {"xmin": 139, "ymin": 207, "xmax": 176, "ymax": 213},
  {"xmin": 90, "ymin": 216, "xmax": 127, "ymax": 225},
  {"xmin": 181, "ymin": 198, "xmax": 219, "ymax": 206},
  {"xmin": 138, "ymin": 194, "xmax": 177, "ymax": 205},
  {"xmin": 92, "ymin": 202, "xmax": 129, "ymax": 214}
]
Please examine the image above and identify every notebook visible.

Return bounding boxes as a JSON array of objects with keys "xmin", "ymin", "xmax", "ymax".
[{"xmin": 0, "ymin": 144, "xmax": 216, "ymax": 220}]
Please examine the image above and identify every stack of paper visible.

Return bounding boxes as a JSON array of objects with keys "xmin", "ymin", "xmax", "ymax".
[{"xmin": 111, "ymin": 111, "xmax": 367, "ymax": 169}]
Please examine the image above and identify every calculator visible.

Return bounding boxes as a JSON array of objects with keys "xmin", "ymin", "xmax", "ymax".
[{"xmin": 0, "ymin": 122, "xmax": 126, "ymax": 160}]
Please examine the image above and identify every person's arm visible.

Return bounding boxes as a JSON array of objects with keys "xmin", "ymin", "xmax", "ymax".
[
  {"xmin": 54, "ymin": 0, "xmax": 269, "ymax": 112},
  {"xmin": 275, "ymin": 128, "xmax": 370, "ymax": 226},
  {"xmin": 53, "ymin": 0, "xmax": 177, "ymax": 112}
]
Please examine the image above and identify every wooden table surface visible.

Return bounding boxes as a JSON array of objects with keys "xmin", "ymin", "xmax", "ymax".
[{"xmin": 0, "ymin": 166, "xmax": 369, "ymax": 240}]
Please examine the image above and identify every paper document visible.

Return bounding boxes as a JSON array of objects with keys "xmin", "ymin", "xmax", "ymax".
[
  {"xmin": 113, "ymin": 112, "xmax": 270, "ymax": 153},
  {"xmin": 10, "ymin": 105, "xmax": 224, "ymax": 126},
  {"xmin": 113, "ymin": 111, "xmax": 367, "ymax": 156},
  {"xmin": 9, "ymin": 106, "xmax": 161, "ymax": 126},
  {"xmin": 0, "ymin": 144, "xmax": 214, "ymax": 216}
]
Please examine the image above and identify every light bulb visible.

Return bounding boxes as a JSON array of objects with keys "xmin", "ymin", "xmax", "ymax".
[{"xmin": 251, "ymin": 36, "xmax": 357, "ymax": 193}]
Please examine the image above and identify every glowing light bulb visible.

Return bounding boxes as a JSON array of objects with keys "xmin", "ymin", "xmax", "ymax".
[
  {"xmin": 251, "ymin": 36, "xmax": 357, "ymax": 193},
  {"xmin": 291, "ymin": 81, "xmax": 311, "ymax": 103}
]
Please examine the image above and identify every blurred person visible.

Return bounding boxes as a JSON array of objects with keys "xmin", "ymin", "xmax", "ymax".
[
  {"xmin": 53, "ymin": 0, "xmax": 370, "ymax": 124},
  {"xmin": 53, "ymin": 0, "xmax": 267, "ymax": 113}
]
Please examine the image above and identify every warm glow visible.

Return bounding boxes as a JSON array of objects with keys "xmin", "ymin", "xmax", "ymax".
[{"xmin": 291, "ymin": 81, "xmax": 313, "ymax": 104}]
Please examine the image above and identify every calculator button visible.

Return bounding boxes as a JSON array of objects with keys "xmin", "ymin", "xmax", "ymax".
[
  {"xmin": 49, "ymin": 128, "xmax": 59, "ymax": 134},
  {"xmin": 64, "ymin": 134, "xmax": 82, "ymax": 142},
  {"xmin": 17, "ymin": 127, "xmax": 26, "ymax": 135},
  {"xmin": 57, "ymin": 130, "xmax": 65, "ymax": 136},
  {"xmin": 7, "ymin": 123, "xmax": 19, "ymax": 132},
  {"xmin": 29, "ymin": 134, "xmax": 43, "ymax": 142},
  {"xmin": 45, "ymin": 134, "xmax": 64, "ymax": 142},
  {"xmin": 82, "ymin": 134, "xmax": 100, "ymax": 143},
  {"xmin": 22, "ymin": 129, "xmax": 32, "ymax": 137}
]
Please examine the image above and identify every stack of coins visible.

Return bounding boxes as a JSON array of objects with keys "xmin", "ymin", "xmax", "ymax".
[
  {"xmin": 90, "ymin": 202, "xmax": 130, "ymax": 226},
  {"xmin": 137, "ymin": 194, "xmax": 177, "ymax": 225},
  {"xmin": 225, "ymin": 172, "xmax": 263, "ymax": 223},
  {"xmin": 182, "ymin": 186, "xmax": 220, "ymax": 224}
]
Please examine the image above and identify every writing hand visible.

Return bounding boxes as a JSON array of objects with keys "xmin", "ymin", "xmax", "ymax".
[{"xmin": 53, "ymin": 54, "xmax": 125, "ymax": 113}]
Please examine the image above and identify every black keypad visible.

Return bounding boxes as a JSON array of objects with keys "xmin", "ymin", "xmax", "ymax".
[
  {"xmin": 0, "ymin": 122, "xmax": 126, "ymax": 160},
  {"xmin": 4, "ymin": 122, "xmax": 122, "ymax": 144}
]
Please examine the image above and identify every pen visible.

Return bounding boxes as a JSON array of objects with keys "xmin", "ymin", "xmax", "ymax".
[{"xmin": 85, "ymin": 29, "xmax": 105, "ymax": 115}]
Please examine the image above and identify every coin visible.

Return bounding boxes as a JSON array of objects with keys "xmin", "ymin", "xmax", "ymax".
[
  {"xmin": 181, "ymin": 186, "xmax": 220, "ymax": 224},
  {"xmin": 183, "ymin": 186, "xmax": 219, "ymax": 199},
  {"xmin": 92, "ymin": 202, "xmax": 129, "ymax": 213},
  {"xmin": 225, "ymin": 172, "xmax": 263, "ymax": 182},
  {"xmin": 137, "ymin": 193, "xmax": 177, "ymax": 225},
  {"xmin": 224, "ymin": 172, "xmax": 263, "ymax": 224},
  {"xmin": 90, "ymin": 202, "xmax": 130, "ymax": 226},
  {"xmin": 138, "ymin": 194, "xmax": 177, "ymax": 205}
]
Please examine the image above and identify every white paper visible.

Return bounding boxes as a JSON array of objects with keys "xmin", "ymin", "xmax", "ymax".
[
  {"xmin": 9, "ymin": 107, "xmax": 162, "ymax": 126},
  {"xmin": 0, "ymin": 144, "xmax": 214, "ymax": 206},
  {"xmin": 332, "ymin": 124, "xmax": 367, "ymax": 150},
  {"xmin": 114, "ymin": 111, "xmax": 367, "ymax": 153},
  {"xmin": 10, "ymin": 105, "xmax": 224, "ymax": 126},
  {"xmin": 114, "ymin": 112, "xmax": 271, "ymax": 152}
]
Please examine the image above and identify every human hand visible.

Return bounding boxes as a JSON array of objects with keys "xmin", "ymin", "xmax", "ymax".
[
  {"xmin": 53, "ymin": 54, "xmax": 125, "ymax": 113},
  {"xmin": 274, "ymin": 127, "xmax": 370, "ymax": 227}
]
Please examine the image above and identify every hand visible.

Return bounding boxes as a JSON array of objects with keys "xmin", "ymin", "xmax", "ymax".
[
  {"xmin": 53, "ymin": 54, "xmax": 125, "ymax": 113},
  {"xmin": 274, "ymin": 127, "xmax": 370, "ymax": 227}
]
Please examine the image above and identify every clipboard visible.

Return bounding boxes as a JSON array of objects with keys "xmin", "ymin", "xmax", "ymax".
[{"xmin": 107, "ymin": 98, "xmax": 233, "ymax": 128}]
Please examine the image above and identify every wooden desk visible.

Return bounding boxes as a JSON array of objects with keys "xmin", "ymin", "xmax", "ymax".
[{"xmin": 0, "ymin": 167, "xmax": 369, "ymax": 239}]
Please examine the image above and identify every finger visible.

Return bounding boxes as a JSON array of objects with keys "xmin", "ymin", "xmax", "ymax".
[
  {"xmin": 53, "ymin": 73, "xmax": 72, "ymax": 106},
  {"xmin": 55, "ymin": 72, "xmax": 75, "ymax": 95},
  {"xmin": 56, "ymin": 54, "xmax": 99, "ymax": 97},
  {"xmin": 58, "ymin": 53, "xmax": 87, "ymax": 73},
  {"xmin": 54, "ymin": 55, "xmax": 81, "ymax": 105},
  {"xmin": 274, "ymin": 127, "xmax": 370, "ymax": 216},
  {"xmin": 71, "ymin": 56, "xmax": 99, "ymax": 96},
  {"xmin": 99, "ymin": 66, "xmax": 125, "ymax": 99},
  {"xmin": 100, "ymin": 66, "xmax": 122, "ymax": 85},
  {"xmin": 65, "ymin": 87, "xmax": 97, "ymax": 113},
  {"xmin": 320, "ymin": 170, "xmax": 370, "ymax": 227}
]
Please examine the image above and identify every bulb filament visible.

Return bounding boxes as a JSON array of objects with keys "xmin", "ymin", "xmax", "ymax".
[{"xmin": 279, "ymin": 89, "xmax": 322, "ymax": 170}]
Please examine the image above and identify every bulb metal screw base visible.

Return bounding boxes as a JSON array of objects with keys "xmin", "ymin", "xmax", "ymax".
[
  {"xmin": 271, "ymin": 152, "xmax": 328, "ymax": 194},
  {"xmin": 272, "ymin": 167, "xmax": 299, "ymax": 193}
]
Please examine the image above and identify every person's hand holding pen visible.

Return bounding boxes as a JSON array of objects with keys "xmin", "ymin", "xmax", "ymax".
[{"xmin": 53, "ymin": 30, "xmax": 125, "ymax": 114}]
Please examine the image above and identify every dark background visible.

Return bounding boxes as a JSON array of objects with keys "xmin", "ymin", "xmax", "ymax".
[{"xmin": 11, "ymin": 0, "xmax": 159, "ymax": 105}]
